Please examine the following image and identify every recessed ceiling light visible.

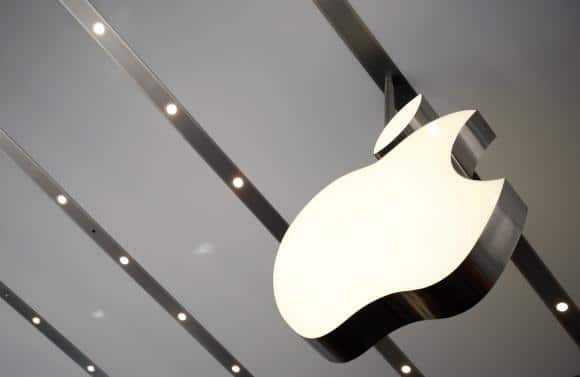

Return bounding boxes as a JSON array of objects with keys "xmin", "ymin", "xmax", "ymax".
[
  {"xmin": 165, "ymin": 103, "xmax": 178, "ymax": 116},
  {"xmin": 232, "ymin": 176, "xmax": 244, "ymax": 189},
  {"xmin": 119, "ymin": 256, "xmax": 130, "ymax": 265},
  {"xmin": 31, "ymin": 316, "xmax": 41, "ymax": 325},
  {"xmin": 231, "ymin": 365, "xmax": 241, "ymax": 374},
  {"xmin": 92, "ymin": 22, "xmax": 105, "ymax": 36},
  {"xmin": 56, "ymin": 194, "xmax": 68, "ymax": 205},
  {"xmin": 556, "ymin": 301, "xmax": 569, "ymax": 312},
  {"xmin": 86, "ymin": 365, "xmax": 96, "ymax": 373},
  {"xmin": 177, "ymin": 312, "xmax": 187, "ymax": 321},
  {"xmin": 401, "ymin": 365, "xmax": 412, "ymax": 374}
]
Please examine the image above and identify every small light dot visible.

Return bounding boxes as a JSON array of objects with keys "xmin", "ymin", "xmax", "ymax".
[
  {"xmin": 177, "ymin": 312, "xmax": 187, "ymax": 321},
  {"xmin": 165, "ymin": 103, "xmax": 178, "ymax": 116},
  {"xmin": 232, "ymin": 177, "xmax": 244, "ymax": 189},
  {"xmin": 401, "ymin": 365, "xmax": 412, "ymax": 374},
  {"xmin": 87, "ymin": 365, "xmax": 95, "ymax": 373},
  {"xmin": 231, "ymin": 365, "xmax": 241, "ymax": 374},
  {"xmin": 119, "ymin": 256, "xmax": 130, "ymax": 265},
  {"xmin": 32, "ymin": 317, "xmax": 41, "ymax": 325},
  {"xmin": 57, "ymin": 195, "xmax": 68, "ymax": 205},
  {"xmin": 556, "ymin": 302, "xmax": 569, "ymax": 312},
  {"xmin": 92, "ymin": 22, "xmax": 105, "ymax": 36}
]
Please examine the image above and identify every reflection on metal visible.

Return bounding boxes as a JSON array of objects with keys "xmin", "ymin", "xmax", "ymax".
[
  {"xmin": 314, "ymin": 0, "xmax": 580, "ymax": 354},
  {"xmin": 58, "ymin": 0, "xmax": 288, "ymax": 242},
  {"xmin": 0, "ymin": 280, "xmax": 110, "ymax": 377},
  {"xmin": 383, "ymin": 75, "xmax": 397, "ymax": 126},
  {"xmin": 0, "ymin": 130, "xmax": 253, "ymax": 377}
]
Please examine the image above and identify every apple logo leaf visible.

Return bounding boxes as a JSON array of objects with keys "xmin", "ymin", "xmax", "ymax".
[{"xmin": 373, "ymin": 94, "xmax": 422, "ymax": 157}]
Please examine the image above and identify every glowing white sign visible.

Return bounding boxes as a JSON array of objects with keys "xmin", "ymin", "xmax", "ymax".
[{"xmin": 273, "ymin": 95, "xmax": 526, "ymax": 362}]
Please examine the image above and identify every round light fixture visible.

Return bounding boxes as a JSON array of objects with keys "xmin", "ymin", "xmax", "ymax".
[
  {"xmin": 92, "ymin": 22, "xmax": 105, "ymax": 36},
  {"xmin": 556, "ymin": 301, "xmax": 569, "ymax": 313},
  {"xmin": 401, "ymin": 364, "xmax": 412, "ymax": 374},
  {"xmin": 177, "ymin": 312, "xmax": 187, "ymax": 321},
  {"xmin": 231, "ymin": 365, "xmax": 241, "ymax": 374},
  {"xmin": 87, "ymin": 365, "xmax": 96, "ymax": 373},
  {"xmin": 232, "ymin": 177, "xmax": 244, "ymax": 189},
  {"xmin": 165, "ymin": 103, "xmax": 178, "ymax": 116},
  {"xmin": 119, "ymin": 256, "xmax": 130, "ymax": 265},
  {"xmin": 32, "ymin": 316, "xmax": 41, "ymax": 325},
  {"xmin": 56, "ymin": 195, "xmax": 68, "ymax": 205}
]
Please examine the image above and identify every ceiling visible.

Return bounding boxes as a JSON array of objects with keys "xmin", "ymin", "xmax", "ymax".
[{"xmin": 1, "ymin": 1, "xmax": 579, "ymax": 376}]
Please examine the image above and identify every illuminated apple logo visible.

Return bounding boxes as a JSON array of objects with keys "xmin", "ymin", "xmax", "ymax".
[{"xmin": 273, "ymin": 95, "xmax": 527, "ymax": 362}]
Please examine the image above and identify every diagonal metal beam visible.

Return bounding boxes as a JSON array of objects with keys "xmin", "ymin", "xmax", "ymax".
[
  {"xmin": 375, "ymin": 337, "xmax": 425, "ymax": 377},
  {"xmin": 313, "ymin": 0, "xmax": 417, "ymax": 108},
  {"xmin": 0, "ymin": 280, "xmax": 110, "ymax": 377},
  {"xmin": 56, "ymin": 0, "xmax": 422, "ymax": 375},
  {"xmin": 512, "ymin": 237, "xmax": 580, "ymax": 346},
  {"xmin": 58, "ymin": 0, "xmax": 288, "ymax": 243},
  {"xmin": 0, "ymin": 129, "xmax": 252, "ymax": 377},
  {"xmin": 313, "ymin": 0, "xmax": 580, "ymax": 350}
]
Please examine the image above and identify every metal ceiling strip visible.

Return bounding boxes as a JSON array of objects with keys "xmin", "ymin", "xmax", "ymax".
[
  {"xmin": 58, "ymin": 0, "xmax": 288, "ymax": 243},
  {"xmin": 55, "ymin": 0, "xmax": 424, "ymax": 375},
  {"xmin": 313, "ymin": 0, "xmax": 580, "ymax": 350},
  {"xmin": 0, "ymin": 280, "xmax": 110, "ymax": 377},
  {"xmin": 313, "ymin": 0, "xmax": 417, "ymax": 108},
  {"xmin": 375, "ymin": 337, "xmax": 425, "ymax": 377},
  {"xmin": 0, "ymin": 130, "xmax": 252, "ymax": 377},
  {"xmin": 512, "ymin": 238, "xmax": 580, "ymax": 347}
]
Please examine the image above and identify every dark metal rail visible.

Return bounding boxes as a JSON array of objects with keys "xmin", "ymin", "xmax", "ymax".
[
  {"xmin": 0, "ymin": 130, "xmax": 252, "ymax": 377},
  {"xmin": 0, "ymin": 280, "xmax": 110, "ymax": 377},
  {"xmin": 59, "ymin": 0, "xmax": 288, "ymax": 242}
]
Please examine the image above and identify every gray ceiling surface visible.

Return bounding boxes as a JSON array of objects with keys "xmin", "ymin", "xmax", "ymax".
[{"xmin": 1, "ymin": 1, "xmax": 579, "ymax": 376}]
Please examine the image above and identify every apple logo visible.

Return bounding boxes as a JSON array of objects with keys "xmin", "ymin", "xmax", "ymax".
[{"xmin": 273, "ymin": 95, "xmax": 527, "ymax": 362}]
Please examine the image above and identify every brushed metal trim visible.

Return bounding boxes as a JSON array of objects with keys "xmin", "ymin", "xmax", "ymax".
[
  {"xmin": 0, "ymin": 280, "xmax": 110, "ymax": 377},
  {"xmin": 0, "ymin": 129, "xmax": 253, "ymax": 377}
]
